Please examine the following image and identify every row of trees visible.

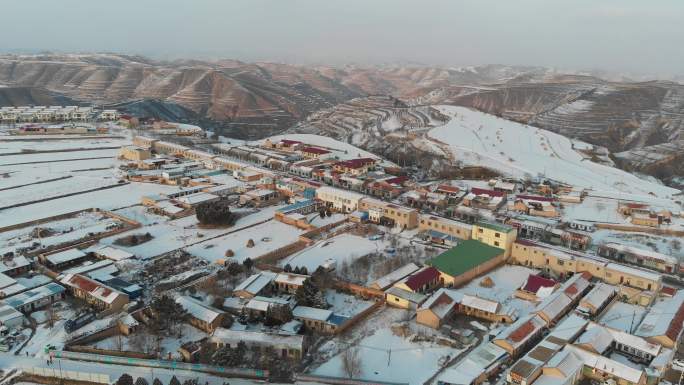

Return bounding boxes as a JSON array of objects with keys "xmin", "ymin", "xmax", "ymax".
[
  {"xmin": 210, "ymin": 341, "xmax": 290, "ymax": 379},
  {"xmin": 116, "ymin": 374, "xmax": 229, "ymax": 385}
]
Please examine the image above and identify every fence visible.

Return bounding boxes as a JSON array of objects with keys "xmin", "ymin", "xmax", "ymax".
[
  {"xmin": 67, "ymin": 345, "xmax": 156, "ymax": 360},
  {"xmin": 335, "ymin": 300, "xmax": 384, "ymax": 335},
  {"xmin": 254, "ymin": 240, "xmax": 309, "ymax": 265},
  {"xmin": 295, "ymin": 374, "xmax": 409, "ymax": 385},
  {"xmin": 334, "ymin": 281, "xmax": 385, "ymax": 300},
  {"xmin": 54, "ymin": 350, "xmax": 269, "ymax": 379},
  {"xmin": 300, "ymin": 218, "xmax": 349, "ymax": 241},
  {"xmin": 594, "ymin": 223, "xmax": 684, "ymax": 236},
  {"xmin": 22, "ymin": 367, "xmax": 110, "ymax": 385},
  {"xmin": 65, "ymin": 325, "xmax": 119, "ymax": 347}
]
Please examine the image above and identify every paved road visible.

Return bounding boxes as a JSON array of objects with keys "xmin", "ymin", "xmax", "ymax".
[{"xmin": 0, "ymin": 353, "xmax": 270, "ymax": 385}]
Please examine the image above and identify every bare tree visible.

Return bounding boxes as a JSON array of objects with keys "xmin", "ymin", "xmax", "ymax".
[
  {"xmin": 45, "ymin": 303, "xmax": 56, "ymax": 328},
  {"xmin": 342, "ymin": 348, "xmax": 361, "ymax": 379}
]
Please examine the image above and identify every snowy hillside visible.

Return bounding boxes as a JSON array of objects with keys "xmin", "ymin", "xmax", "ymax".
[{"xmin": 429, "ymin": 106, "xmax": 680, "ymax": 198}]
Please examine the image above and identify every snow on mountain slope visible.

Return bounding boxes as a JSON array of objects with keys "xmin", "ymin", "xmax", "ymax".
[{"xmin": 429, "ymin": 106, "xmax": 679, "ymax": 198}]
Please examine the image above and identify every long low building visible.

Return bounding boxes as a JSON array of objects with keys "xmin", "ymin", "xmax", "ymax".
[
  {"xmin": 511, "ymin": 240, "xmax": 662, "ymax": 300},
  {"xmin": 417, "ymin": 288, "xmax": 516, "ymax": 329},
  {"xmin": 1, "ymin": 282, "xmax": 66, "ymax": 313},
  {"xmin": 316, "ymin": 186, "xmax": 365, "ymax": 213},
  {"xmin": 60, "ymin": 274, "xmax": 129, "ymax": 314},
  {"xmin": 211, "ymin": 328, "xmax": 306, "ymax": 360},
  {"xmin": 597, "ymin": 243, "xmax": 678, "ymax": 274},
  {"xmin": 418, "ymin": 215, "xmax": 472, "ymax": 241}
]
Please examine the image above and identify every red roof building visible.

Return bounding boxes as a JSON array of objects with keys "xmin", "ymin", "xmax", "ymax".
[
  {"xmin": 334, "ymin": 158, "xmax": 376, "ymax": 169},
  {"xmin": 437, "ymin": 185, "xmax": 461, "ymax": 194},
  {"xmin": 279, "ymin": 139, "xmax": 302, "ymax": 146},
  {"xmin": 470, "ymin": 187, "xmax": 505, "ymax": 197},
  {"xmin": 401, "ymin": 267, "xmax": 440, "ymax": 293},
  {"xmin": 300, "ymin": 146, "xmax": 331, "ymax": 156},
  {"xmin": 662, "ymin": 286, "xmax": 677, "ymax": 297},
  {"xmin": 521, "ymin": 274, "xmax": 557, "ymax": 294}
]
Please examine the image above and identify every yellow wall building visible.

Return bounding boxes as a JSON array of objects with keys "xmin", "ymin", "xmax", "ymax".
[
  {"xmin": 418, "ymin": 215, "xmax": 472, "ymax": 241},
  {"xmin": 510, "ymin": 240, "xmax": 662, "ymax": 301},
  {"xmin": 472, "ymin": 221, "xmax": 517, "ymax": 258}
]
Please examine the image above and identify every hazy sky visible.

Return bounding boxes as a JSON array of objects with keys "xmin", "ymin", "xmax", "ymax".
[{"xmin": 2, "ymin": 0, "xmax": 683, "ymax": 76}]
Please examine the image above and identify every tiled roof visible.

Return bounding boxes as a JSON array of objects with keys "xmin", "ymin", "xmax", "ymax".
[
  {"xmin": 301, "ymin": 146, "xmax": 331, "ymax": 155},
  {"xmin": 437, "ymin": 185, "xmax": 460, "ymax": 193},
  {"xmin": 522, "ymin": 274, "xmax": 557, "ymax": 293},
  {"xmin": 510, "ymin": 320, "xmax": 536, "ymax": 343},
  {"xmin": 666, "ymin": 300, "xmax": 684, "ymax": 341},
  {"xmin": 334, "ymin": 158, "xmax": 375, "ymax": 169},
  {"xmin": 470, "ymin": 187, "xmax": 505, "ymax": 197},
  {"xmin": 404, "ymin": 267, "xmax": 440, "ymax": 291}
]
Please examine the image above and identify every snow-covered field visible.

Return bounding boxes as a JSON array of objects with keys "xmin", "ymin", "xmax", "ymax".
[
  {"xmin": 279, "ymin": 233, "xmax": 383, "ymax": 271},
  {"xmin": 0, "ymin": 211, "xmax": 119, "ymax": 256},
  {"xmin": 186, "ymin": 220, "xmax": 305, "ymax": 263},
  {"xmin": 312, "ymin": 307, "xmax": 462, "ymax": 385},
  {"xmin": 0, "ymin": 135, "xmax": 127, "ymax": 155},
  {"xmin": 429, "ymin": 106, "xmax": 679, "ymax": 198},
  {"xmin": 0, "ymin": 182, "xmax": 178, "ymax": 228}
]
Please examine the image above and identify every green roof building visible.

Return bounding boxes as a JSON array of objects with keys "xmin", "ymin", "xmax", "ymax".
[{"xmin": 428, "ymin": 240, "xmax": 505, "ymax": 287}]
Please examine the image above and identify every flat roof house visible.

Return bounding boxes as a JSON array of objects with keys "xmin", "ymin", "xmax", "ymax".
[
  {"xmin": 0, "ymin": 304, "xmax": 24, "ymax": 329},
  {"xmin": 41, "ymin": 248, "xmax": 88, "ymax": 270},
  {"xmin": 211, "ymin": 328, "xmax": 306, "ymax": 360},
  {"xmin": 2, "ymin": 282, "xmax": 65, "ymax": 313},
  {"xmin": 316, "ymin": 186, "xmax": 365, "ymax": 213},
  {"xmin": 471, "ymin": 221, "xmax": 517, "ymax": 258}
]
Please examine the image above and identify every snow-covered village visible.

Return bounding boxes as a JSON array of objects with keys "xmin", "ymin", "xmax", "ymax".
[
  {"xmin": 2, "ymin": 2, "xmax": 684, "ymax": 385},
  {"xmin": 0, "ymin": 100, "xmax": 683, "ymax": 385}
]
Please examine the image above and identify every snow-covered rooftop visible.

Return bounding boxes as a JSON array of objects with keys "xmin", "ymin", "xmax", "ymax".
[
  {"xmin": 95, "ymin": 246, "xmax": 134, "ymax": 261},
  {"xmin": 45, "ymin": 248, "xmax": 86, "ymax": 265},
  {"xmin": 176, "ymin": 295, "xmax": 223, "ymax": 324}
]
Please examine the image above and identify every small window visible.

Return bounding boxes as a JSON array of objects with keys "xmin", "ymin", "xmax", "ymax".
[{"xmin": 495, "ymin": 233, "xmax": 500, "ymax": 238}]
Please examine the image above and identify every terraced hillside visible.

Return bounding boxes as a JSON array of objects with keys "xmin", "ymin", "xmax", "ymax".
[
  {"xmin": 419, "ymin": 77, "xmax": 684, "ymax": 153},
  {"xmin": 0, "ymin": 55, "xmax": 550, "ymax": 138}
]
